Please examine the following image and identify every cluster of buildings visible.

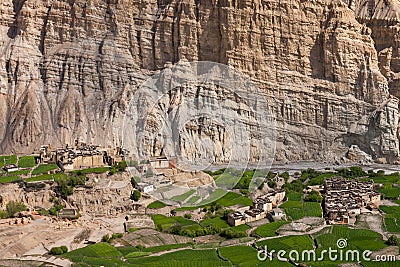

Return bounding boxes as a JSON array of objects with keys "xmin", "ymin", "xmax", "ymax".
[
  {"xmin": 324, "ymin": 177, "xmax": 381, "ymax": 225},
  {"xmin": 135, "ymin": 156, "xmax": 177, "ymax": 193},
  {"xmin": 227, "ymin": 190, "xmax": 286, "ymax": 226},
  {"xmin": 39, "ymin": 140, "xmax": 126, "ymax": 171}
]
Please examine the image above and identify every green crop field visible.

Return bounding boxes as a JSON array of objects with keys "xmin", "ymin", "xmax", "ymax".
[
  {"xmin": 315, "ymin": 226, "xmax": 387, "ymax": 252},
  {"xmin": 125, "ymin": 251, "xmax": 151, "ymax": 258},
  {"xmin": 152, "ymin": 214, "xmax": 197, "ymax": 231},
  {"xmin": 215, "ymin": 191, "xmax": 252, "ymax": 207},
  {"xmin": 17, "ymin": 156, "xmax": 36, "ymax": 168},
  {"xmin": 214, "ymin": 173, "xmax": 241, "ymax": 189},
  {"xmin": 26, "ymin": 174, "xmax": 54, "ymax": 182},
  {"xmin": 0, "ymin": 155, "xmax": 17, "ymax": 167},
  {"xmin": 116, "ymin": 246, "xmax": 139, "ymax": 256},
  {"xmin": 304, "ymin": 202, "xmax": 322, "ymax": 217},
  {"xmin": 254, "ymin": 221, "xmax": 289, "ymax": 237},
  {"xmin": 126, "ymin": 249, "xmax": 231, "ymax": 266},
  {"xmin": 384, "ymin": 217, "xmax": 400, "ymax": 232},
  {"xmin": 8, "ymin": 169, "xmax": 30, "ymax": 175},
  {"xmin": 63, "ymin": 242, "xmax": 124, "ymax": 265},
  {"xmin": 171, "ymin": 189, "xmax": 196, "ymax": 202},
  {"xmin": 231, "ymin": 224, "xmax": 251, "ymax": 233},
  {"xmin": 197, "ymin": 189, "xmax": 227, "ymax": 206},
  {"xmin": 380, "ymin": 205, "xmax": 400, "ymax": 232},
  {"xmin": 378, "ymin": 184, "xmax": 400, "ymax": 199},
  {"xmin": 219, "ymin": 246, "xmax": 259, "ymax": 266},
  {"xmin": 0, "ymin": 175, "xmax": 20, "ymax": 183},
  {"xmin": 186, "ymin": 195, "xmax": 201, "ymax": 204},
  {"xmin": 219, "ymin": 245, "xmax": 292, "ymax": 267},
  {"xmin": 25, "ymin": 173, "xmax": 66, "ymax": 183},
  {"xmin": 257, "ymin": 235, "xmax": 314, "ymax": 252},
  {"xmin": 280, "ymin": 201, "xmax": 303, "ymax": 209},
  {"xmin": 307, "ymin": 172, "xmax": 336, "ymax": 186},
  {"xmin": 200, "ymin": 217, "xmax": 230, "ymax": 229},
  {"xmin": 174, "ymin": 190, "xmax": 251, "ymax": 209},
  {"xmin": 70, "ymin": 167, "xmax": 110, "ymax": 174},
  {"xmin": 286, "ymin": 192, "xmax": 303, "ymax": 201},
  {"xmin": 147, "ymin": 201, "xmax": 167, "ymax": 209},
  {"xmin": 31, "ymin": 164, "xmax": 58, "ymax": 175},
  {"xmin": 362, "ymin": 261, "xmax": 399, "ymax": 267},
  {"xmin": 280, "ymin": 191, "xmax": 322, "ymax": 220},
  {"xmin": 142, "ymin": 243, "xmax": 192, "ymax": 253}
]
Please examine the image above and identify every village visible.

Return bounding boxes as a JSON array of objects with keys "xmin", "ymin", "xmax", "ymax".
[{"xmin": 0, "ymin": 147, "xmax": 399, "ymax": 266}]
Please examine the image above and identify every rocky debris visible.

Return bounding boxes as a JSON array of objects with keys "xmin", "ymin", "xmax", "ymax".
[
  {"xmin": 341, "ymin": 144, "xmax": 374, "ymax": 164},
  {"xmin": 0, "ymin": 183, "xmax": 56, "ymax": 210},
  {"xmin": 0, "ymin": 1, "xmax": 399, "ymax": 163},
  {"xmin": 67, "ymin": 172, "xmax": 136, "ymax": 216}
]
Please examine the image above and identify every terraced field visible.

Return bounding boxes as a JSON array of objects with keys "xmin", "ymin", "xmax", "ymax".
[
  {"xmin": 215, "ymin": 191, "xmax": 252, "ymax": 207},
  {"xmin": 315, "ymin": 225, "xmax": 387, "ymax": 252},
  {"xmin": 147, "ymin": 201, "xmax": 167, "ymax": 209},
  {"xmin": 17, "ymin": 156, "xmax": 36, "ymax": 168},
  {"xmin": 127, "ymin": 249, "xmax": 231, "ymax": 266},
  {"xmin": 380, "ymin": 206, "xmax": 400, "ymax": 233},
  {"xmin": 0, "ymin": 155, "xmax": 17, "ymax": 167},
  {"xmin": 152, "ymin": 215, "xmax": 197, "ymax": 231},
  {"xmin": 200, "ymin": 217, "xmax": 230, "ymax": 229},
  {"xmin": 31, "ymin": 164, "xmax": 58, "ymax": 175},
  {"xmin": 280, "ymin": 192, "xmax": 322, "ymax": 220},
  {"xmin": 257, "ymin": 235, "xmax": 314, "ymax": 252},
  {"xmin": 219, "ymin": 245, "xmax": 292, "ymax": 267},
  {"xmin": 0, "ymin": 175, "xmax": 20, "ymax": 183},
  {"xmin": 254, "ymin": 221, "xmax": 289, "ymax": 237}
]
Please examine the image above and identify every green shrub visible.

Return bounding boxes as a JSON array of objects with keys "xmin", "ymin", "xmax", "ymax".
[
  {"xmin": 102, "ymin": 233, "xmax": 124, "ymax": 243},
  {"xmin": 304, "ymin": 190, "xmax": 323, "ymax": 203},
  {"xmin": 220, "ymin": 229, "xmax": 246, "ymax": 239},
  {"xmin": 6, "ymin": 201, "xmax": 27, "ymax": 217},
  {"xmin": 135, "ymin": 244, "xmax": 145, "ymax": 251},
  {"xmin": 57, "ymin": 174, "xmax": 85, "ymax": 199},
  {"xmin": 387, "ymin": 235, "xmax": 399, "ymax": 246},
  {"xmin": 36, "ymin": 208, "xmax": 49, "ymax": 216},
  {"xmin": 279, "ymin": 171, "xmax": 290, "ymax": 181},
  {"xmin": 50, "ymin": 246, "xmax": 68, "ymax": 255},
  {"xmin": 147, "ymin": 201, "xmax": 166, "ymax": 209},
  {"xmin": 131, "ymin": 190, "xmax": 141, "ymax": 201},
  {"xmin": 0, "ymin": 210, "xmax": 9, "ymax": 219}
]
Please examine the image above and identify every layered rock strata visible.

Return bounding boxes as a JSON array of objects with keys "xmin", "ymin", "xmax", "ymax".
[{"xmin": 0, "ymin": 0, "xmax": 399, "ymax": 163}]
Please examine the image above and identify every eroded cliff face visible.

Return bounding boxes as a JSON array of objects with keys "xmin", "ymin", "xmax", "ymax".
[{"xmin": 0, "ymin": 0, "xmax": 399, "ymax": 163}]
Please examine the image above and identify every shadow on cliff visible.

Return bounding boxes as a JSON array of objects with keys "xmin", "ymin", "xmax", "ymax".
[
  {"xmin": 7, "ymin": 0, "xmax": 27, "ymax": 39},
  {"xmin": 341, "ymin": 110, "xmax": 395, "ymax": 162},
  {"xmin": 310, "ymin": 33, "xmax": 325, "ymax": 79}
]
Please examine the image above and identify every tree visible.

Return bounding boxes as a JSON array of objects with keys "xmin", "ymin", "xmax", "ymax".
[
  {"xmin": 279, "ymin": 172, "xmax": 290, "ymax": 182},
  {"xmin": 117, "ymin": 161, "xmax": 127, "ymax": 172},
  {"xmin": 267, "ymin": 180, "xmax": 277, "ymax": 189},
  {"xmin": 131, "ymin": 190, "xmax": 141, "ymax": 201},
  {"xmin": 184, "ymin": 213, "xmax": 192, "ymax": 219},
  {"xmin": 131, "ymin": 177, "xmax": 139, "ymax": 187},
  {"xmin": 6, "ymin": 201, "xmax": 27, "ymax": 217},
  {"xmin": 305, "ymin": 190, "xmax": 323, "ymax": 203},
  {"xmin": 135, "ymin": 244, "xmax": 145, "ymax": 251},
  {"xmin": 387, "ymin": 235, "xmax": 399, "ymax": 246}
]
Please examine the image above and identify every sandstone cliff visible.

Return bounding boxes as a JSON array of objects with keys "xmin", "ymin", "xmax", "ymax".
[{"xmin": 0, "ymin": 0, "xmax": 399, "ymax": 163}]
